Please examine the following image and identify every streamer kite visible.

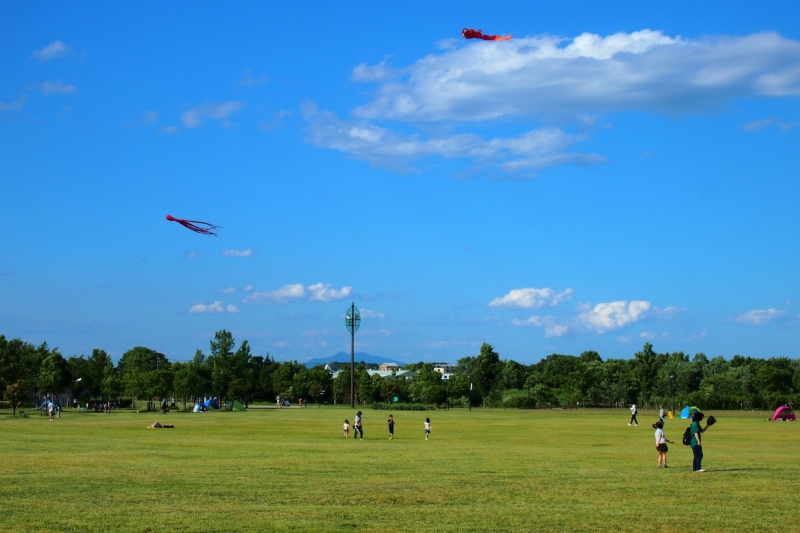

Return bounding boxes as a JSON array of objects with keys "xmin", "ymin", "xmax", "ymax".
[
  {"xmin": 165, "ymin": 214, "xmax": 220, "ymax": 236},
  {"xmin": 462, "ymin": 28, "xmax": 511, "ymax": 41}
]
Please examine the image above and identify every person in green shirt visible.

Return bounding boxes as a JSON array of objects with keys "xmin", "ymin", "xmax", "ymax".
[{"xmin": 690, "ymin": 411, "xmax": 709, "ymax": 472}]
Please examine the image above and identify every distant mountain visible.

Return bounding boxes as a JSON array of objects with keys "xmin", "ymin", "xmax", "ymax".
[{"xmin": 304, "ymin": 352, "xmax": 407, "ymax": 367}]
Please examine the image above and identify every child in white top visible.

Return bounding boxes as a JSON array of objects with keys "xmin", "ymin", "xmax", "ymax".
[
  {"xmin": 653, "ymin": 421, "xmax": 674, "ymax": 467},
  {"xmin": 342, "ymin": 419, "xmax": 350, "ymax": 438},
  {"xmin": 424, "ymin": 418, "xmax": 431, "ymax": 440}
]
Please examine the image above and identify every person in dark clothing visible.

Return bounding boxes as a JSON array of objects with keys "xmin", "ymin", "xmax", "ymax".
[
  {"xmin": 354, "ymin": 411, "xmax": 363, "ymax": 440},
  {"xmin": 387, "ymin": 414, "xmax": 395, "ymax": 439},
  {"xmin": 691, "ymin": 411, "xmax": 710, "ymax": 472}
]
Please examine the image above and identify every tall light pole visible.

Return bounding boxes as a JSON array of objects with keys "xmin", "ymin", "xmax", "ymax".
[{"xmin": 345, "ymin": 303, "xmax": 361, "ymax": 408}]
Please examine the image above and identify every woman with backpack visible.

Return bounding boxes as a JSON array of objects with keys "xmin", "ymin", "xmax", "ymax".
[{"xmin": 688, "ymin": 411, "xmax": 714, "ymax": 472}]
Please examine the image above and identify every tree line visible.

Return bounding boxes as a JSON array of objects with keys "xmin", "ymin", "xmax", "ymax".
[{"xmin": 2, "ymin": 332, "xmax": 798, "ymax": 412}]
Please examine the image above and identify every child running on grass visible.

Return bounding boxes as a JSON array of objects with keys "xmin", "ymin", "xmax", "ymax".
[
  {"xmin": 424, "ymin": 418, "xmax": 431, "ymax": 440},
  {"xmin": 343, "ymin": 419, "xmax": 350, "ymax": 438},
  {"xmin": 653, "ymin": 421, "xmax": 674, "ymax": 468}
]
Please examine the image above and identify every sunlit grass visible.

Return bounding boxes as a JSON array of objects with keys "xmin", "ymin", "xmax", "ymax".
[{"xmin": 1, "ymin": 407, "xmax": 797, "ymax": 532}]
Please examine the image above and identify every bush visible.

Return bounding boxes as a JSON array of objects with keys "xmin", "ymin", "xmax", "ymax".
[{"xmin": 371, "ymin": 403, "xmax": 425, "ymax": 411}]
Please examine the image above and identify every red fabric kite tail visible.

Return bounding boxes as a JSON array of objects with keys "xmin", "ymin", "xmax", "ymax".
[
  {"xmin": 166, "ymin": 214, "xmax": 220, "ymax": 236},
  {"xmin": 462, "ymin": 28, "xmax": 511, "ymax": 41}
]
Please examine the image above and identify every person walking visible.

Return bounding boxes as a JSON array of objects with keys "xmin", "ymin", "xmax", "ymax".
[
  {"xmin": 691, "ymin": 411, "xmax": 709, "ymax": 472},
  {"xmin": 628, "ymin": 404, "xmax": 639, "ymax": 426},
  {"xmin": 342, "ymin": 419, "xmax": 350, "ymax": 438},
  {"xmin": 387, "ymin": 414, "xmax": 395, "ymax": 439},
  {"xmin": 354, "ymin": 411, "xmax": 363, "ymax": 440},
  {"xmin": 424, "ymin": 418, "xmax": 432, "ymax": 440}
]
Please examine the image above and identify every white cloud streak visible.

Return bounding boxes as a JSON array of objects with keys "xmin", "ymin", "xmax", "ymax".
[
  {"xmin": 221, "ymin": 248, "xmax": 252, "ymax": 257},
  {"xmin": 490, "ymin": 287, "xmax": 574, "ymax": 309},
  {"xmin": 0, "ymin": 95, "xmax": 26, "ymax": 112},
  {"xmin": 182, "ymin": 101, "xmax": 245, "ymax": 128},
  {"xmin": 511, "ymin": 315, "xmax": 569, "ymax": 337},
  {"xmin": 742, "ymin": 116, "xmax": 796, "ymax": 132},
  {"xmin": 189, "ymin": 301, "xmax": 239, "ymax": 314},
  {"xmin": 303, "ymin": 103, "xmax": 603, "ymax": 173},
  {"xmin": 32, "ymin": 40, "xmax": 71, "ymax": 61},
  {"xmin": 243, "ymin": 283, "xmax": 352, "ymax": 304},
  {"xmin": 40, "ymin": 81, "xmax": 77, "ymax": 95},
  {"xmin": 220, "ymin": 287, "xmax": 236, "ymax": 294},
  {"xmin": 578, "ymin": 300, "xmax": 650, "ymax": 332},
  {"xmin": 353, "ymin": 30, "xmax": 800, "ymax": 122},
  {"xmin": 734, "ymin": 308, "xmax": 788, "ymax": 326},
  {"xmin": 360, "ymin": 309, "xmax": 387, "ymax": 319}
]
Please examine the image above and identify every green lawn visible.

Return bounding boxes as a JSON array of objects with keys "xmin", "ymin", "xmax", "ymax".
[{"xmin": 1, "ymin": 407, "xmax": 797, "ymax": 532}]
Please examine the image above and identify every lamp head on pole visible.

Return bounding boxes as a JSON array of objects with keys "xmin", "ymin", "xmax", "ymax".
[{"xmin": 345, "ymin": 304, "xmax": 361, "ymax": 334}]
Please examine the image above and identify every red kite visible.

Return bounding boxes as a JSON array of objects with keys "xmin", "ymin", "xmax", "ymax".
[
  {"xmin": 462, "ymin": 28, "xmax": 511, "ymax": 41},
  {"xmin": 166, "ymin": 214, "xmax": 220, "ymax": 236}
]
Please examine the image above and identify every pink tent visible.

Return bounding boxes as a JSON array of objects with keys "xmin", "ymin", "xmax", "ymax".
[{"xmin": 770, "ymin": 405, "xmax": 796, "ymax": 421}]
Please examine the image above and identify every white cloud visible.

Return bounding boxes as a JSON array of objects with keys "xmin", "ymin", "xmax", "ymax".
[
  {"xmin": 142, "ymin": 111, "xmax": 158, "ymax": 124},
  {"xmin": 244, "ymin": 284, "xmax": 306, "ymax": 304},
  {"xmin": 734, "ymin": 308, "xmax": 788, "ymax": 326},
  {"xmin": 243, "ymin": 284, "xmax": 253, "ymax": 291},
  {"xmin": 243, "ymin": 283, "xmax": 352, "ymax": 304},
  {"xmin": 307, "ymin": 283, "xmax": 352, "ymax": 302},
  {"xmin": 182, "ymin": 101, "xmax": 245, "ymax": 128},
  {"xmin": 354, "ymin": 30, "xmax": 800, "ymax": 122},
  {"xmin": 0, "ymin": 95, "xmax": 26, "ymax": 112},
  {"xmin": 742, "ymin": 116, "xmax": 796, "ymax": 132},
  {"xmin": 220, "ymin": 287, "xmax": 236, "ymax": 294},
  {"xmin": 578, "ymin": 300, "xmax": 650, "ymax": 332},
  {"xmin": 187, "ymin": 251, "xmax": 198, "ymax": 258},
  {"xmin": 490, "ymin": 287, "xmax": 573, "ymax": 309},
  {"xmin": 653, "ymin": 306, "xmax": 686, "ymax": 319},
  {"xmin": 238, "ymin": 70, "xmax": 268, "ymax": 86},
  {"xmin": 188, "ymin": 301, "xmax": 238, "ymax": 314},
  {"xmin": 639, "ymin": 331, "xmax": 669, "ymax": 340},
  {"xmin": 303, "ymin": 103, "xmax": 603, "ymax": 174},
  {"xmin": 360, "ymin": 309, "xmax": 387, "ymax": 319},
  {"xmin": 32, "ymin": 40, "xmax": 71, "ymax": 61},
  {"xmin": 221, "ymin": 247, "xmax": 252, "ymax": 257},
  {"xmin": 40, "ymin": 81, "xmax": 77, "ymax": 95},
  {"xmin": 511, "ymin": 315, "xmax": 569, "ymax": 337},
  {"xmin": 351, "ymin": 61, "xmax": 397, "ymax": 82},
  {"xmin": 161, "ymin": 125, "xmax": 179, "ymax": 134}
]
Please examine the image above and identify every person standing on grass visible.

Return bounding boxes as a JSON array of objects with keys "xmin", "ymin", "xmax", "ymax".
[
  {"xmin": 629, "ymin": 404, "xmax": 639, "ymax": 426},
  {"xmin": 424, "ymin": 418, "xmax": 432, "ymax": 440},
  {"xmin": 654, "ymin": 421, "xmax": 674, "ymax": 468},
  {"xmin": 659, "ymin": 406, "xmax": 665, "ymax": 424},
  {"xmin": 691, "ymin": 411, "xmax": 709, "ymax": 472},
  {"xmin": 354, "ymin": 411, "xmax": 363, "ymax": 440},
  {"xmin": 342, "ymin": 419, "xmax": 350, "ymax": 438},
  {"xmin": 388, "ymin": 414, "xmax": 395, "ymax": 439}
]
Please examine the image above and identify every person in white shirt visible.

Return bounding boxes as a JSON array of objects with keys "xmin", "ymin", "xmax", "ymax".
[
  {"xmin": 653, "ymin": 421, "xmax": 675, "ymax": 467},
  {"xmin": 628, "ymin": 404, "xmax": 638, "ymax": 426},
  {"xmin": 424, "ymin": 418, "xmax": 432, "ymax": 440},
  {"xmin": 659, "ymin": 406, "xmax": 665, "ymax": 424}
]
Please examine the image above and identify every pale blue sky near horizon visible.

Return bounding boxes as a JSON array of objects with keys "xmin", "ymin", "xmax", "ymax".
[{"xmin": 1, "ymin": 1, "xmax": 798, "ymax": 364}]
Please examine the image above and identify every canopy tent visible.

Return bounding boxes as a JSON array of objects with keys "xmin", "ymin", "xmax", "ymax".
[
  {"xmin": 204, "ymin": 399, "xmax": 219, "ymax": 410},
  {"xmin": 192, "ymin": 402, "xmax": 203, "ymax": 413},
  {"xmin": 227, "ymin": 400, "xmax": 246, "ymax": 411},
  {"xmin": 770, "ymin": 405, "xmax": 796, "ymax": 421},
  {"xmin": 680, "ymin": 406, "xmax": 701, "ymax": 419}
]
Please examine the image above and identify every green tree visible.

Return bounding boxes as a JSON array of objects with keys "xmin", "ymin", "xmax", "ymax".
[
  {"xmin": 4, "ymin": 381, "xmax": 28, "ymax": 415},
  {"xmin": 37, "ymin": 350, "xmax": 69, "ymax": 397},
  {"xmin": 473, "ymin": 343, "xmax": 501, "ymax": 407}
]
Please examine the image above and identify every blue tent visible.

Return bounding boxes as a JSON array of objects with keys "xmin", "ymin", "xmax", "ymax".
[
  {"xmin": 680, "ymin": 406, "xmax": 700, "ymax": 419},
  {"xmin": 204, "ymin": 399, "xmax": 219, "ymax": 410},
  {"xmin": 192, "ymin": 402, "xmax": 204, "ymax": 413}
]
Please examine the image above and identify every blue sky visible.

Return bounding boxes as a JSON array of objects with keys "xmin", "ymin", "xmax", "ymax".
[{"xmin": 1, "ymin": 1, "xmax": 798, "ymax": 364}]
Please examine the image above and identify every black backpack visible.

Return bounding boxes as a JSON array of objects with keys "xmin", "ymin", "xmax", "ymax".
[{"xmin": 682, "ymin": 426, "xmax": 692, "ymax": 446}]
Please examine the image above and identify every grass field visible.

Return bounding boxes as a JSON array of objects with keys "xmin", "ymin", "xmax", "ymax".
[{"xmin": 2, "ymin": 406, "xmax": 798, "ymax": 532}]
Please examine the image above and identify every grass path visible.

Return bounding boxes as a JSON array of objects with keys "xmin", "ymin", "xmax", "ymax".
[{"xmin": 2, "ymin": 407, "xmax": 798, "ymax": 532}]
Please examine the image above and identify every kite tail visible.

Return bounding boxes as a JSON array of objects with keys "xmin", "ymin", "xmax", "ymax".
[{"xmin": 166, "ymin": 214, "xmax": 220, "ymax": 236}]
